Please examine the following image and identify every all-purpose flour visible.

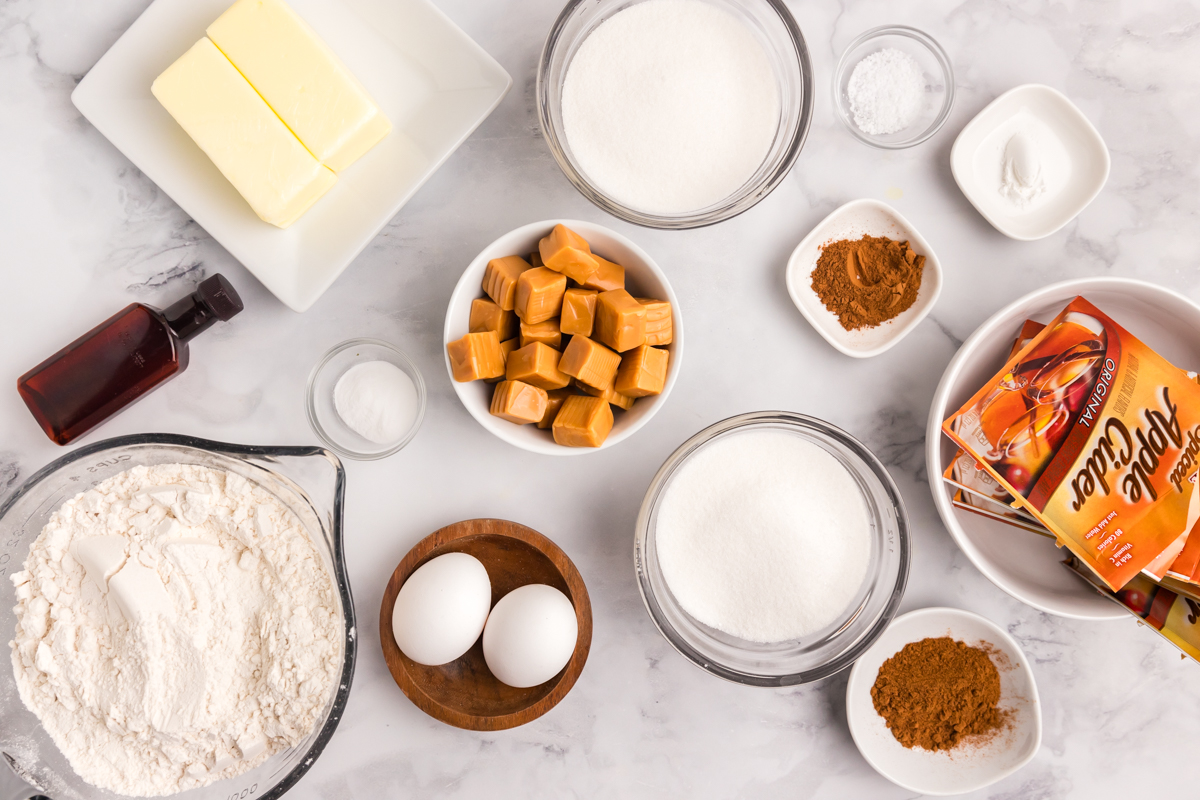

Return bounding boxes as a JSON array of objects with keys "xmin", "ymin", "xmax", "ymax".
[{"xmin": 9, "ymin": 464, "xmax": 341, "ymax": 797}]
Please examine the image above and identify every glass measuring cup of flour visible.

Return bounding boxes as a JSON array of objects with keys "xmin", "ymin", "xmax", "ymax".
[{"xmin": 0, "ymin": 434, "xmax": 356, "ymax": 800}]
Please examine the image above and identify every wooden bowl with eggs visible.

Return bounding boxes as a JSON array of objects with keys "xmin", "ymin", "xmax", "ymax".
[{"xmin": 379, "ymin": 518, "xmax": 592, "ymax": 730}]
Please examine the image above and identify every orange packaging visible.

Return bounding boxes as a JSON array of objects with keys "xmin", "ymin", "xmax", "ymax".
[{"xmin": 943, "ymin": 297, "xmax": 1200, "ymax": 590}]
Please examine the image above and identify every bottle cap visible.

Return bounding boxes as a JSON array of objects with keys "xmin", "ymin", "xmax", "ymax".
[{"xmin": 163, "ymin": 273, "xmax": 245, "ymax": 341}]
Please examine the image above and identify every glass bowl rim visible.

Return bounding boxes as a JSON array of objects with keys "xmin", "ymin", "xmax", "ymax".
[
  {"xmin": 305, "ymin": 337, "xmax": 428, "ymax": 461},
  {"xmin": 536, "ymin": 0, "xmax": 815, "ymax": 229},
  {"xmin": 833, "ymin": 24, "xmax": 956, "ymax": 150},
  {"xmin": 634, "ymin": 411, "xmax": 911, "ymax": 686},
  {"xmin": 0, "ymin": 432, "xmax": 356, "ymax": 800}
]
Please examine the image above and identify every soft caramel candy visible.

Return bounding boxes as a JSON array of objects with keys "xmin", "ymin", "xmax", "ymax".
[
  {"xmin": 594, "ymin": 289, "xmax": 646, "ymax": 352},
  {"xmin": 537, "ymin": 387, "xmax": 573, "ymax": 430},
  {"xmin": 490, "ymin": 380, "xmax": 548, "ymax": 425},
  {"xmin": 470, "ymin": 297, "xmax": 518, "ymax": 341},
  {"xmin": 578, "ymin": 378, "xmax": 635, "ymax": 410},
  {"xmin": 637, "ymin": 298, "xmax": 674, "ymax": 346},
  {"xmin": 514, "ymin": 267, "xmax": 567, "ymax": 324},
  {"xmin": 528, "ymin": 250, "xmax": 544, "ymax": 267},
  {"xmin": 560, "ymin": 289, "xmax": 597, "ymax": 337},
  {"xmin": 447, "ymin": 331, "xmax": 505, "ymax": 382},
  {"xmin": 520, "ymin": 318, "xmax": 562, "ymax": 349},
  {"xmin": 552, "ymin": 395, "xmax": 614, "ymax": 447},
  {"xmin": 506, "ymin": 342, "xmax": 570, "ymax": 390},
  {"xmin": 615, "ymin": 344, "xmax": 668, "ymax": 397},
  {"xmin": 538, "ymin": 224, "xmax": 599, "ymax": 284},
  {"xmin": 483, "ymin": 256, "xmax": 533, "ymax": 311},
  {"xmin": 486, "ymin": 338, "xmax": 519, "ymax": 384},
  {"xmin": 581, "ymin": 257, "xmax": 624, "ymax": 292},
  {"xmin": 559, "ymin": 335, "xmax": 621, "ymax": 390}
]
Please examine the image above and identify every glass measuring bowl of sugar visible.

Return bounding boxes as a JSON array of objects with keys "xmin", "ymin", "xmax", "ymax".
[
  {"xmin": 0, "ymin": 434, "xmax": 355, "ymax": 800},
  {"xmin": 635, "ymin": 411, "xmax": 910, "ymax": 685}
]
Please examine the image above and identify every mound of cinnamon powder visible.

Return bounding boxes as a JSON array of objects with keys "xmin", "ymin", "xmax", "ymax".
[
  {"xmin": 870, "ymin": 637, "xmax": 1008, "ymax": 751},
  {"xmin": 810, "ymin": 235, "xmax": 924, "ymax": 331}
]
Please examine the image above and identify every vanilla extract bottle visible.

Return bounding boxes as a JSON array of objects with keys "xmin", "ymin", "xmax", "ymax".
[{"xmin": 17, "ymin": 275, "xmax": 244, "ymax": 445}]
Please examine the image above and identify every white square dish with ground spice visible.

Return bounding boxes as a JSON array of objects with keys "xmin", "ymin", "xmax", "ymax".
[{"xmin": 785, "ymin": 198, "xmax": 943, "ymax": 358}]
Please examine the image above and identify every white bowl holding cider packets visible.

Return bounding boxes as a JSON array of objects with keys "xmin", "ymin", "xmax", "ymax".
[
  {"xmin": 72, "ymin": 0, "xmax": 511, "ymax": 312},
  {"xmin": 444, "ymin": 220, "xmax": 682, "ymax": 455},
  {"xmin": 927, "ymin": 277, "xmax": 1200, "ymax": 620}
]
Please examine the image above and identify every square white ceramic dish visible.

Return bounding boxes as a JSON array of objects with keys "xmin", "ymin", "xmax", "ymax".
[
  {"xmin": 784, "ymin": 198, "xmax": 942, "ymax": 358},
  {"xmin": 846, "ymin": 607, "xmax": 1042, "ymax": 796},
  {"xmin": 950, "ymin": 84, "xmax": 1109, "ymax": 241},
  {"xmin": 72, "ymin": 0, "xmax": 512, "ymax": 312}
]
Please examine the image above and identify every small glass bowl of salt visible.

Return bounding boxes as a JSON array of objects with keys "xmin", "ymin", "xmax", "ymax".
[
  {"xmin": 306, "ymin": 338, "xmax": 426, "ymax": 460},
  {"xmin": 834, "ymin": 25, "xmax": 955, "ymax": 149}
]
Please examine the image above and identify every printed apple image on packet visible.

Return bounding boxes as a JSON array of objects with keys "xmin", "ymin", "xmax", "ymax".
[{"xmin": 943, "ymin": 296, "xmax": 1200, "ymax": 591}]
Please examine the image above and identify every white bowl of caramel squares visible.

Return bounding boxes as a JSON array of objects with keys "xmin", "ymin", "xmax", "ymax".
[{"xmin": 444, "ymin": 220, "xmax": 682, "ymax": 454}]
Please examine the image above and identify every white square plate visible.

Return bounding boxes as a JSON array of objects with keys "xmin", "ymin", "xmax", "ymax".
[
  {"xmin": 950, "ymin": 84, "xmax": 1109, "ymax": 241},
  {"xmin": 73, "ymin": 0, "xmax": 511, "ymax": 312},
  {"xmin": 784, "ymin": 198, "xmax": 943, "ymax": 358}
]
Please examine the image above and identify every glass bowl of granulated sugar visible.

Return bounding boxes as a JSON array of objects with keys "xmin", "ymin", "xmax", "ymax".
[
  {"xmin": 635, "ymin": 412, "xmax": 910, "ymax": 686},
  {"xmin": 538, "ymin": 0, "xmax": 813, "ymax": 229},
  {"xmin": 0, "ymin": 434, "xmax": 355, "ymax": 800},
  {"xmin": 834, "ymin": 25, "xmax": 954, "ymax": 150}
]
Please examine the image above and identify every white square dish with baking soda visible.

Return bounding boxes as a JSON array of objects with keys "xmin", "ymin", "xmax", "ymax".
[{"xmin": 73, "ymin": 0, "xmax": 511, "ymax": 312}]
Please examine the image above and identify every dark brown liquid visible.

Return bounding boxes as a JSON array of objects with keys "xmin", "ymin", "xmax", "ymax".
[{"xmin": 17, "ymin": 305, "xmax": 188, "ymax": 445}]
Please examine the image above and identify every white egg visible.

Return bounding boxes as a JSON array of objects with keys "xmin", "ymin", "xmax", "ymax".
[
  {"xmin": 392, "ymin": 552, "xmax": 491, "ymax": 666},
  {"xmin": 482, "ymin": 584, "xmax": 578, "ymax": 688}
]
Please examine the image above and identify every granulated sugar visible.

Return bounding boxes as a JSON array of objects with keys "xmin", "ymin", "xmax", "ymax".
[
  {"xmin": 656, "ymin": 429, "xmax": 871, "ymax": 642},
  {"xmin": 561, "ymin": 0, "xmax": 779, "ymax": 214},
  {"xmin": 847, "ymin": 48, "xmax": 925, "ymax": 136}
]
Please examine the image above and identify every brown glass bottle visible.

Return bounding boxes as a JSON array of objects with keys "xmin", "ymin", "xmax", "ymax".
[{"xmin": 17, "ymin": 274, "xmax": 244, "ymax": 445}]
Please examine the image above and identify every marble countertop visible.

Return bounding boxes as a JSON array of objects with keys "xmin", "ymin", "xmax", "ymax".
[{"xmin": 3, "ymin": 0, "xmax": 1200, "ymax": 797}]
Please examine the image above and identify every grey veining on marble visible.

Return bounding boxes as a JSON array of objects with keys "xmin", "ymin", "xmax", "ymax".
[{"xmin": 2, "ymin": 0, "xmax": 1200, "ymax": 797}]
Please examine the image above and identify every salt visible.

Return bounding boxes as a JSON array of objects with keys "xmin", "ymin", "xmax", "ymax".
[
  {"xmin": 655, "ymin": 429, "xmax": 872, "ymax": 643},
  {"xmin": 561, "ymin": 0, "xmax": 780, "ymax": 214},
  {"xmin": 333, "ymin": 361, "xmax": 419, "ymax": 444},
  {"xmin": 847, "ymin": 48, "xmax": 925, "ymax": 136}
]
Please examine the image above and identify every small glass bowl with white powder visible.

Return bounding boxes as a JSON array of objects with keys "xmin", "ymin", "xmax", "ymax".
[
  {"xmin": 307, "ymin": 338, "xmax": 427, "ymax": 460},
  {"xmin": 634, "ymin": 412, "xmax": 910, "ymax": 686},
  {"xmin": 538, "ymin": 0, "xmax": 814, "ymax": 229},
  {"xmin": 833, "ymin": 26, "xmax": 954, "ymax": 149}
]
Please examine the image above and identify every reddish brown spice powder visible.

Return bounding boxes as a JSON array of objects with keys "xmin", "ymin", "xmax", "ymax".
[
  {"xmin": 810, "ymin": 235, "xmax": 925, "ymax": 331},
  {"xmin": 870, "ymin": 637, "xmax": 1008, "ymax": 751}
]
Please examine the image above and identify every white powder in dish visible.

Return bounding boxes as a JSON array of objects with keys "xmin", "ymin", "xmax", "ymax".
[
  {"xmin": 847, "ymin": 48, "xmax": 926, "ymax": 136},
  {"xmin": 334, "ymin": 360, "xmax": 420, "ymax": 444},
  {"xmin": 655, "ymin": 429, "xmax": 872, "ymax": 643},
  {"xmin": 561, "ymin": 0, "xmax": 780, "ymax": 214},
  {"xmin": 9, "ymin": 464, "xmax": 341, "ymax": 797}
]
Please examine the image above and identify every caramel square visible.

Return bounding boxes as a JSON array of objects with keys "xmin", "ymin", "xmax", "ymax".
[
  {"xmin": 539, "ymin": 224, "xmax": 599, "ymax": 284},
  {"xmin": 483, "ymin": 255, "xmax": 533, "ymax": 311},
  {"xmin": 560, "ymin": 289, "xmax": 598, "ymax": 337},
  {"xmin": 520, "ymin": 318, "xmax": 562, "ymax": 349},
  {"xmin": 558, "ymin": 335, "xmax": 621, "ymax": 390},
  {"xmin": 578, "ymin": 378, "xmax": 635, "ymax": 410},
  {"xmin": 552, "ymin": 395, "xmax": 614, "ymax": 447},
  {"xmin": 637, "ymin": 298, "xmax": 673, "ymax": 346},
  {"xmin": 594, "ymin": 289, "xmax": 646, "ymax": 352},
  {"xmin": 514, "ymin": 267, "xmax": 567, "ymax": 324},
  {"xmin": 470, "ymin": 297, "xmax": 518, "ymax": 341},
  {"xmin": 446, "ymin": 331, "xmax": 504, "ymax": 382},
  {"xmin": 581, "ymin": 257, "xmax": 624, "ymax": 292},
  {"xmin": 506, "ymin": 342, "xmax": 570, "ymax": 390},
  {"xmin": 615, "ymin": 345, "xmax": 668, "ymax": 397},
  {"xmin": 490, "ymin": 380, "xmax": 548, "ymax": 425}
]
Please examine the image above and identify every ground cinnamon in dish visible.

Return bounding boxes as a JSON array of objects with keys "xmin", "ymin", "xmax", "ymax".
[
  {"xmin": 870, "ymin": 637, "xmax": 1008, "ymax": 751},
  {"xmin": 810, "ymin": 235, "xmax": 924, "ymax": 331}
]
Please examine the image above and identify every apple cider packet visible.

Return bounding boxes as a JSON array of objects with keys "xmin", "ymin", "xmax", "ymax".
[{"xmin": 944, "ymin": 297, "xmax": 1200, "ymax": 590}]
